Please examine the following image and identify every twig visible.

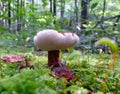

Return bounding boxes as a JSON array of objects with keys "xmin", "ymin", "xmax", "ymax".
[
  {"xmin": 113, "ymin": 16, "xmax": 120, "ymax": 30},
  {"xmin": 94, "ymin": 14, "xmax": 120, "ymax": 28}
]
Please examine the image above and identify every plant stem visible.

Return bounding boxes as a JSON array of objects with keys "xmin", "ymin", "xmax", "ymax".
[{"xmin": 101, "ymin": 54, "xmax": 118, "ymax": 92}]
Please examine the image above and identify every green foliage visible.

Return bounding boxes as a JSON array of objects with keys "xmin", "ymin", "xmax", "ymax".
[
  {"xmin": 0, "ymin": 69, "xmax": 58, "ymax": 94},
  {"xmin": 95, "ymin": 37, "xmax": 119, "ymax": 92},
  {"xmin": 0, "ymin": 0, "xmax": 120, "ymax": 49},
  {"xmin": 41, "ymin": 0, "xmax": 48, "ymax": 7},
  {"xmin": 91, "ymin": 2, "xmax": 98, "ymax": 9},
  {"xmin": 66, "ymin": 86, "xmax": 88, "ymax": 94},
  {"xmin": 1, "ymin": 63, "xmax": 18, "ymax": 77},
  {"xmin": 0, "ymin": 0, "xmax": 62, "ymax": 46}
]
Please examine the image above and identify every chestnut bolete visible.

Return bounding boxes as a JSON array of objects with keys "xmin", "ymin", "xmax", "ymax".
[{"xmin": 34, "ymin": 29, "xmax": 79, "ymax": 81}]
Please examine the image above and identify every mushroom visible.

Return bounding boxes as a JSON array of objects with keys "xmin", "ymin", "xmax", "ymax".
[
  {"xmin": 1, "ymin": 55, "xmax": 33, "ymax": 69},
  {"xmin": 1, "ymin": 55, "xmax": 25, "ymax": 63},
  {"xmin": 34, "ymin": 29, "xmax": 79, "ymax": 81}
]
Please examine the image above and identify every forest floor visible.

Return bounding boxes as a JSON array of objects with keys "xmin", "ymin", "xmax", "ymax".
[{"xmin": 0, "ymin": 46, "xmax": 120, "ymax": 94}]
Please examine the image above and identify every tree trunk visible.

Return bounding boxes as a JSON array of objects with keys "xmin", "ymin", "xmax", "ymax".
[
  {"xmin": 81, "ymin": 0, "xmax": 88, "ymax": 29},
  {"xmin": 8, "ymin": 1, "xmax": 11, "ymax": 32},
  {"xmin": 60, "ymin": 0, "xmax": 65, "ymax": 18},
  {"xmin": 0, "ymin": 2, "xmax": 4, "ymax": 26},
  {"xmin": 17, "ymin": 0, "xmax": 21, "ymax": 33},
  {"xmin": 60, "ymin": 0, "xmax": 65, "ymax": 28},
  {"xmin": 32, "ymin": 0, "xmax": 34, "ymax": 4},
  {"xmin": 21, "ymin": 0, "xmax": 25, "ymax": 28},
  {"xmin": 49, "ymin": 0, "xmax": 52, "ymax": 13},
  {"xmin": 75, "ymin": 0, "xmax": 78, "ymax": 24},
  {"xmin": 53, "ymin": 0, "xmax": 56, "ymax": 16},
  {"xmin": 101, "ymin": 0, "xmax": 106, "ymax": 30},
  {"xmin": 53, "ymin": 0, "xmax": 56, "ymax": 24}
]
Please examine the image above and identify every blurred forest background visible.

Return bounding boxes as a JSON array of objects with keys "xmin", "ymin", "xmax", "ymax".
[{"xmin": 0, "ymin": 0, "xmax": 120, "ymax": 52}]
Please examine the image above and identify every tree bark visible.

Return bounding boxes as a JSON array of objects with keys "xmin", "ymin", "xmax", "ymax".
[
  {"xmin": 60, "ymin": 0, "xmax": 65, "ymax": 28},
  {"xmin": 32, "ymin": 0, "xmax": 34, "ymax": 4},
  {"xmin": 0, "ymin": 2, "xmax": 4, "ymax": 26},
  {"xmin": 49, "ymin": 0, "xmax": 52, "ymax": 13},
  {"xmin": 53, "ymin": 0, "xmax": 56, "ymax": 16},
  {"xmin": 8, "ymin": 1, "xmax": 11, "ymax": 32},
  {"xmin": 101, "ymin": 0, "xmax": 106, "ymax": 29},
  {"xmin": 60, "ymin": 0, "xmax": 65, "ymax": 18},
  {"xmin": 21, "ymin": 0, "xmax": 25, "ymax": 28},
  {"xmin": 81, "ymin": 0, "xmax": 88, "ymax": 29},
  {"xmin": 75, "ymin": 0, "xmax": 78, "ymax": 23},
  {"xmin": 17, "ymin": 0, "xmax": 21, "ymax": 33}
]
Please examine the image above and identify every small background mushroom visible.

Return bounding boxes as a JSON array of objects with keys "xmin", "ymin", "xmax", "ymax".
[{"xmin": 1, "ymin": 55, "xmax": 33, "ymax": 69}]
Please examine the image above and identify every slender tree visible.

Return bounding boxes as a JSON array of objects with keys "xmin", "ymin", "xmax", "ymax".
[
  {"xmin": 75, "ymin": 0, "xmax": 78, "ymax": 24},
  {"xmin": 21, "ymin": 0, "xmax": 25, "ymax": 28},
  {"xmin": 17, "ymin": 0, "xmax": 21, "ymax": 33},
  {"xmin": 49, "ymin": 0, "xmax": 52, "ymax": 13},
  {"xmin": 32, "ymin": 0, "xmax": 34, "ymax": 4},
  {"xmin": 8, "ymin": 1, "xmax": 11, "ymax": 32},
  {"xmin": 59, "ymin": 0, "xmax": 65, "ymax": 28},
  {"xmin": 53, "ymin": 0, "xmax": 56, "ymax": 16},
  {"xmin": 0, "ymin": 2, "xmax": 4, "ymax": 26},
  {"xmin": 60, "ymin": 0, "xmax": 65, "ymax": 18},
  {"xmin": 101, "ymin": 0, "xmax": 106, "ymax": 29},
  {"xmin": 49, "ymin": 0, "xmax": 56, "ymax": 16},
  {"xmin": 81, "ymin": 0, "xmax": 88, "ymax": 29}
]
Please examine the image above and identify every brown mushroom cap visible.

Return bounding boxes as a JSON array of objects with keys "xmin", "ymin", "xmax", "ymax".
[
  {"xmin": 34, "ymin": 29, "xmax": 79, "ymax": 51},
  {"xmin": 1, "ymin": 55, "xmax": 25, "ymax": 63}
]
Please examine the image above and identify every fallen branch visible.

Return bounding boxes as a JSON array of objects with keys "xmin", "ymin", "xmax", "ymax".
[{"xmin": 94, "ymin": 14, "xmax": 120, "ymax": 28}]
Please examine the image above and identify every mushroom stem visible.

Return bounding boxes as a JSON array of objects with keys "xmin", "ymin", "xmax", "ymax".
[{"xmin": 48, "ymin": 50, "xmax": 61, "ymax": 67}]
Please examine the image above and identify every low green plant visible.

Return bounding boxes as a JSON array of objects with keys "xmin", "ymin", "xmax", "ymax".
[{"xmin": 95, "ymin": 37, "xmax": 119, "ymax": 92}]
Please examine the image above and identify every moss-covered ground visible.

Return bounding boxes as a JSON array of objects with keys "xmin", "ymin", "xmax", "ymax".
[{"xmin": 0, "ymin": 46, "xmax": 120, "ymax": 94}]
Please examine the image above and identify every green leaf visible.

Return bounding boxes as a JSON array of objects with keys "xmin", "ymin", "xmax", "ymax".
[
  {"xmin": 91, "ymin": 2, "xmax": 98, "ymax": 9},
  {"xmin": 42, "ymin": 0, "xmax": 48, "ymax": 7},
  {"xmin": 88, "ymin": 0, "xmax": 92, "ymax": 2}
]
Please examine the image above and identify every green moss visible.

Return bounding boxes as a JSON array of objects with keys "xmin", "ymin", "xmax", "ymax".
[{"xmin": 0, "ymin": 46, "xmax": 120, "ymax": 94}]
